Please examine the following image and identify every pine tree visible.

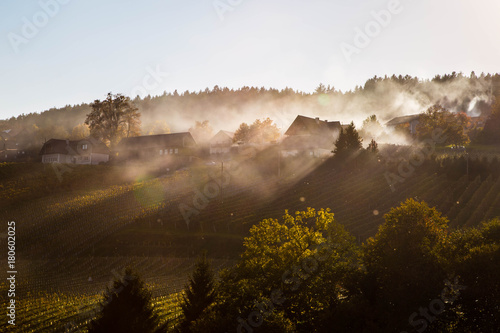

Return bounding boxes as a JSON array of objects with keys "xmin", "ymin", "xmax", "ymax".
[
  {"xmin": 178, "ymin": 253, "xmax": 216, "ymax": 333},
  {"xmin": 333, "ymin": 122, "xmax": 363, "ymax": 156},
  {"xmin": 88, "ymin": 268, "xmax": 167, "ymax": 333}
]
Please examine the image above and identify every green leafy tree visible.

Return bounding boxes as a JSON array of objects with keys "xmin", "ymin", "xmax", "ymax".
[
  {"xmin": 88, "ymin": 268, "xmax": 167, "ymax": 333},
  {"xmin": 178, "ymin": 253, "xmax": 216, "ymax": 333},
  {"xmin": 233, "ymin": 118, "xmax": 280, "ymax": 144},
  {"xmin": 333, "ymin": 122, "xmax": 362, "ymax": 156},
  {"xmin": 85, "ymin": 93, "xmax": 141, "ymax": 148},
  {"xmin": 440, "ymin": 219, "xmax": 500, "ymax": 331},
  {"xmin": 417, "ymin": 104, "xmax": 470, "ymax": 147},
  {"xmin": 233, "ymin": 122, "xmax": 251, "ymax": 143},
  {"xmin": 254, "ymin": 117, "xmax": 280, "ymax": 143},
  {"xmin": 199, "ymin": 208, "xmax": 359, "ymax": 332},
  {"xmin": 363, "ymin": 199, "xmax": 449, "ymax": 331}
]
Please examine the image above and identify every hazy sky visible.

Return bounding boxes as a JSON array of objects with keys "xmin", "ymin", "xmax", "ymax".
[{"xmin": 1, "ymin": 0, "xmax": 499, "ymax": 119}]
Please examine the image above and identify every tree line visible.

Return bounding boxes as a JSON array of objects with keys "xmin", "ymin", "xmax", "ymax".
[
  {"xmin": 87, "ymin": 200, "xmax": 499, "ymax": 332},
  {"xmin": 2, "ymin": 72, "xmax": 500, "ymax": 153}
]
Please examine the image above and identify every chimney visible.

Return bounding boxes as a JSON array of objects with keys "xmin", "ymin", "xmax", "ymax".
[{"xmin": 315, "ymin": 117, "xmax": 319, "ymax": 124}]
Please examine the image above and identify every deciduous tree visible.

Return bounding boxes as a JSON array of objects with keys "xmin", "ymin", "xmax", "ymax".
[
  {"xmin": 70, "ymin": 123, "xmax": 90, "ymax": 140},
  {"xmin": 363, "ymin": 199, "xmax": 449, "ymax": 330},
  {"xmin": 417, "ymin": 104, "xmax": 470, "ymax": 147},
  {"xmin": 85, "ymin": 93, "xmax": 141, "ymax": 148},
  {"xmin": 233, "ymin": 118, "xmax": 280, "ymax": 144}
]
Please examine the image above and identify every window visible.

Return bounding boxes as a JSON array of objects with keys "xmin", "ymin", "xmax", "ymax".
[
  {"xmin": 170, "ymin": 149, "xmax": 173, "ymax": 154},
  {"xmin": 175, "ymin": 148, "xmax": 178, "ymax": 154},
  {"xmin": 83, "ymin": 156, "xmax": 90, "ymax": 161},
  {"xmin": 159, "ymin": 150, "xmax": 163, "ymax": 155},
  {"xmin": 45, "ymin": 156, "xmax": 58, "ymax": 163},
  {"xmin": 82, "ymin": 144, "xmax": 88, "ymax": 150}
]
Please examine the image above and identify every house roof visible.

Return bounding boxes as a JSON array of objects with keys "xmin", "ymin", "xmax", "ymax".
[
  {"xmin": 39, "ymin": 138, "xmax": 110, "ymax": 155},
  {"xmin": 386, "ymin": 114, "xmax": 420, "ymax": 126},
  {"xmin": 116, "ymin": 132, "xmax": 196, "ymax": 150},
  {"xmin": 210, "ymin": 130, "xmax": 234, "ymax": 143},
  {"xmin": 220, "ymin": 130, "xmax": 235, "ymax": 137},
  {"xmin": 284, "ymin": 115, "xmax": 341, "ymax": 136}
]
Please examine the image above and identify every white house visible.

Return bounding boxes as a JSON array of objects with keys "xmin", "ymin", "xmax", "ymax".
[
  {"xmin": 209, "ymin": 130, "xmax": 235, "ymax": 155},
  {"xmin": 39, "ymin": 138, "xmax": 110, "ymax": 165}
]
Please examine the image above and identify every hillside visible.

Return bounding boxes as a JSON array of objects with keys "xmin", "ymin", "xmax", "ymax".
[
  {"xmin": 2, "ymin": 73, "xmax": 500, "ymax": 152},
  {"xmin": 1, "ymin": 147, "xmax": 500, "ymax": 331}
]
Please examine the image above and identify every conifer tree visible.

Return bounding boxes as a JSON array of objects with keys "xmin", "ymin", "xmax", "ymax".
[
  {"xmin": 333, "ymin": 122, "xmax": 363, "ymax": 156},
  {"xmin": 88, "ymin": 268, "xmax": 167, "ymax": 333},
  {"xmin": 178, "ymin": 253, "xmax": 216, "ymax": 333}
]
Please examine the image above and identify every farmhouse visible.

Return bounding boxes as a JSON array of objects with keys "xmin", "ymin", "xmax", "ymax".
[
  {"xmin": 281, "ymin": 115, "xmax": 342, "ymax": 157},
  {"xmin": 39, "ymin": 138, "xmax": 110, "ymax": 165},
  {"xmin": 0, "ymin": 128, "xmax": 33, "ymax": 161},
  {"xmin": 209, "ymin": 130, "xmax": 235, "ymax": 155},
  {"xmin": 115, "ymin": 132, "xmax": 197, "ymax": 161},
  {"xmin": 386, "ymin": 114, "xmax": 420, "ymax": 134}
]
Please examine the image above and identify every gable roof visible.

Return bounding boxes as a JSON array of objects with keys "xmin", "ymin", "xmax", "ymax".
[
  {"xmin": 285, "ymin": 115, "xmax": 341, "ymax": 136},
  {"xmin": 220, "ymin": 130, "xmax": 235, "ymax": 137},
  {"xmin": 210, "ymin": 130, "xmax": 234, "ymax": 143},
  {"xmin": 386, "ymin": 114, "xmax": 420, "ymax": 126},
  {"xmin": 116, "ymin": 132, "xmax": 196, "ymax": 150},
  {"xmin": 39, "ymin": 138, "xmax": 109, "ymax": 155}
]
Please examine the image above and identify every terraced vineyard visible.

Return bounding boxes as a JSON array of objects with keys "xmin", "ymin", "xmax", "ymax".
[
  {"xmin": 1, "ymin": 155, "xmax": 499, "ymax": 332},
  {"xmin": 0, "ymin": 168, "xmax": 237, "ymax": 332},
  {"xmin": 0, "ymin": 291, "xmax": 181, "ymax": 333},
  {"xmin": 265, "ymin": 159, "xmax": 500, "ymax": 239}
]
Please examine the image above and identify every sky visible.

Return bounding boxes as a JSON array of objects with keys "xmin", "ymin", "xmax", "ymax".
[{"xmin": 0, "ymin": 0, "xmax": 499, "ymax": 119}]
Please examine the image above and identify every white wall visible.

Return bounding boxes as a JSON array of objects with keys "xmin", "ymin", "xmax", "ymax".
[{"xmin": 90, "ymin": 153, "xmax": 109, "ymax": 165}]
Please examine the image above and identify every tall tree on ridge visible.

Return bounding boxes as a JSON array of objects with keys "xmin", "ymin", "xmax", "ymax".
[{"xmin": 85, "ymin": 93, "xmax": 141, "ymax": 148}]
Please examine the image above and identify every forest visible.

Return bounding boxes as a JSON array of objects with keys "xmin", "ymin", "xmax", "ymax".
[{"xmin": 1, "ymin": 72, "xmax": 500, "ymax": 154}]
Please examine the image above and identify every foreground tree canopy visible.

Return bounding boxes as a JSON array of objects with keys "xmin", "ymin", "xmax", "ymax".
[{"xmin": 182, "ymin": 201, "xmax": 499, "ymax": 333}]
